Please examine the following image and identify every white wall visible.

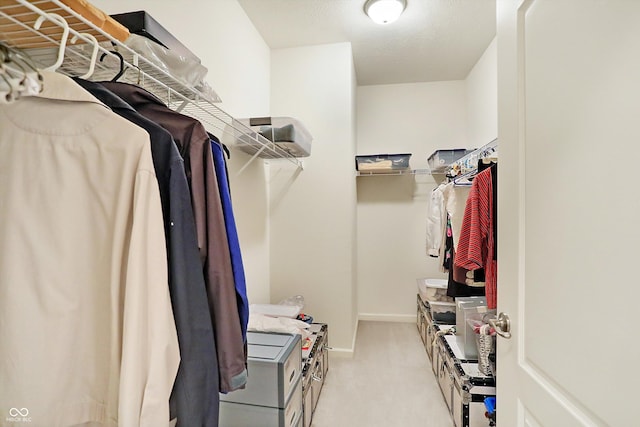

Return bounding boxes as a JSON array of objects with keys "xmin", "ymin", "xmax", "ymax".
[
  {"xmin": 92, "ymin": 0, "xmax": 273, "ymax": 303},
  {"xmin": 466, "ymin": 37, "xmax": 498, "ymax": 148},
  {"xmin": 355, "ymin": 36, "xmax": 497, "ymax": 322},
  {"xmin": 356, "ymin": 81, "xmax": 467, "ymax": 321},
  {"xmin": 269, "ymin": 43, "xmax": 358, "ymax": 353}
]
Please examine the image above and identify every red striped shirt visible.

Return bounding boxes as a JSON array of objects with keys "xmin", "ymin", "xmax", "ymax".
[{"xmin": 454, "ymin": 167, "xmax": 496, "ymax": 309}]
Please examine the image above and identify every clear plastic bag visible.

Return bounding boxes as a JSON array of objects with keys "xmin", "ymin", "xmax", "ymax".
[{"xmin": 278, "ymin": 295, "xmax": 305, "ymax": 311}]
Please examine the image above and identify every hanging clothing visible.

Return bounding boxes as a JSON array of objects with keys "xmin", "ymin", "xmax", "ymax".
[
  {"xmin": 442, "ymin": 183, "xmax": 471, "ymax": 251},
  {"xmin": 0, "ymin": 71, "xmax": 179, "ymax": 427},
  {"xmin": 100, "ymin": 82, "xmax": 247, "ymax": 393},
  {"xmin": 73, "ymin": 78, "xmax": 220, "ymax": 427},
  {"xmin": 210, "ymin": 135, "xmax": 249, "ymax": 342},
  {"xmin": 477, "ymin": 160, "xmax": 498, "ymax": 259},
  {"xmin": 444, "ymin": 216, "xmax": 486, "ymax": 299},
  {"xmin": 426, "ymin": 183, "xmax": 446, "ymax": 257},
  {"xmin": 455, "ymin": 166, "xmax": 497, "ymax": 309}
]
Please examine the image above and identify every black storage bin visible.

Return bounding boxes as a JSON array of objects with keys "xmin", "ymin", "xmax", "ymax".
[{"xmin": 110, "ymin": 11, "xmax": 200, "ymax": 62}]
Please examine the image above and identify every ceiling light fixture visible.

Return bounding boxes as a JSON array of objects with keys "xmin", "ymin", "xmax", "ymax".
[{"xmin": 364, "ymin": 0, "xmax": 407, "ymax": 25}]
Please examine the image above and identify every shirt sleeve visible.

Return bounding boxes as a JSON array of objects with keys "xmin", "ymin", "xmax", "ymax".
[
  {"xmin": 426, "ymin": 185, "xmax": 445, "ymax": 257},
  {"xmin": 118, "ymin": 168, "xmax": 180, "ymax": 427}
]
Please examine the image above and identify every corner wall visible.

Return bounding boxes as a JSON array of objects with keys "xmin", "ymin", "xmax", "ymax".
[
  {"xmin": 466, "ymin": 37, "xmax": 498, "ymax": 148},
  {"xmin": 356, "ymin": 81, "xmax": 467, "ymax": 321},
  {"xmin": 355, "ymin": 36, "xmax": 497, "ymax": 321},
  {"xmin": 269, "ymin": 43, "xmax": 358, "ymax": 353}
]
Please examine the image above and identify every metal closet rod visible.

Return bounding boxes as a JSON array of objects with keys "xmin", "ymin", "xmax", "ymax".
[
  {"xmin": 448, "ymin": 138, "xmax": 498, "ymax": 175},
  {"xmin": 1, "ymin": 0, "xmax": 303, "ymax": 170}
]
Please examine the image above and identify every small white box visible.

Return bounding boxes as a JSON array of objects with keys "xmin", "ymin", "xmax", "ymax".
[
  {"xmin": 250, "ymin": 304, "xmax": 301, "ymax": 318},
  {"xmin": 416, "ymin": 278, "xmax": 454, "ymax": 303}
]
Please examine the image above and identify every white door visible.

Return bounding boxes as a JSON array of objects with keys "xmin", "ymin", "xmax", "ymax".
[{"xmin": 497, "ymin": 0, "xmax": 640, "ymax": 426}]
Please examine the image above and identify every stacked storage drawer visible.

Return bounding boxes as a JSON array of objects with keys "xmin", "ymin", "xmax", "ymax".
[
  {"xmin": 416, "ymin": 294, "xmax": 453, "ymax": 364},
  {"xmin": 417, "ymin": 293, "xmax": 496, "ymax": 427},
  {"xmin": 452, "ymin": 362, "xmax": 496, "ymax": 427},
  {"xmin": 220, "ymin": 332, "xmax": 303, "ymax": 427},
  {"xmin": 433, "ymin": 325, "xmax": 496, "ymax": 427},
  {"xmin": 302, "ymin": 323, "xmax": 329, "ymax": 427},
  {"xmin": 416, "ymin": 295, "xmax": 428, "ymax": 346}
]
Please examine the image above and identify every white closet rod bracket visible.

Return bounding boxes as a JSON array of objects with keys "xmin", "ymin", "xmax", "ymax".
[{"xmin": 235, "ymin": 143, "xmax": 270, "ymax": 177}]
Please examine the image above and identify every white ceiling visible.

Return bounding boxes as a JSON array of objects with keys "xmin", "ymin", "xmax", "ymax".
[{"xmin": 237, "ymin": 0, "xmax": 496, "ymax": 86}]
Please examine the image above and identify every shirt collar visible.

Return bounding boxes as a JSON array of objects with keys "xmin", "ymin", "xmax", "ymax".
[
  {"xmin": 37, "ymin": 71, "xmax": 110, "ymax": 109},
  {"xmin": 72, "ymin": 78, "xmax": 137, "ymax": 114},
  {"xmin": 98, "ymin": 81, "xmax": 167, "ymax": 110}
]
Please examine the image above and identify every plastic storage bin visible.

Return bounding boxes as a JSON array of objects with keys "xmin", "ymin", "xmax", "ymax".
[
  {"xmin": 427, "ymin": 149, "xmax": 472, "ymax": 173},
  {"xmin": 355, "ymin": 153, "xmax": 411, "ymax": 173},
  {"xmin": 428, "ymin": 301, "xmax": 457, "ymax": 324},
  {"xmin": 234, "ymin": 117, "xmax": 313, "ymax": 158},
  {"xmin": 416, "ymin": 278, "xmax": 454, "ymax": 303}
]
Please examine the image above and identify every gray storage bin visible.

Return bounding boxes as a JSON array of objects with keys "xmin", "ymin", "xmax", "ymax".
[
  {"xmin": 427, "ymin": 149, "xmax": 472, "ymax": 173},
  {"xmin": 221, "ymin": 332, "xmax": 302, "ymax": 408}
]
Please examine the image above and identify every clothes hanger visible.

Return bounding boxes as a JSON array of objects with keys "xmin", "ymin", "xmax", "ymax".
[
  {"xmin": 0, "ymin": 43, "xmax": 44, "ymax": 102},
  {"xmin": 99, "ymin": 51, "xmax": 126, "ymax": 82},
  {"xmin": 33, "ymin": 13, "xmax": 69, "ymax": 72},
  {"xmin": 70, "ymin": 33, "xmax": 99, "ymax": 79},
  {"xmin": 0, "ymin": 71, "xmax": 15, "ymax": 103},
  {"xmin": 99, "ymin": 43, "xmax": 126, "ymax": 82},
  {"xmin": 207, "ymin": 132, "xmax": 231, "ymax": 159},
  {"xmin": 452, "ymin": 169, "xmax": 476, "ymax": 186}
]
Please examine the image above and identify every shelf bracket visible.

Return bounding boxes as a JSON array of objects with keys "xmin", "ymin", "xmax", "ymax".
[{"xmin": 235, "ymin": 143, "xmax": 269, "ymax": 177}]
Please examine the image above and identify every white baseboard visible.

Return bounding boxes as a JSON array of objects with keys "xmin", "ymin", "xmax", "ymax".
[
  {"xmin": 358, "ymin": 313, "xmax": 415, "ymax": 323},
  {"xmin": 327, "ymin": 347, "xmax": 355, "ymax": 359}
]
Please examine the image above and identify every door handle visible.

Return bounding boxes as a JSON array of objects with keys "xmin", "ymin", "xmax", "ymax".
[{"xmin": 488, "ymin": 312, "xmax": 512, "ymax": 339}]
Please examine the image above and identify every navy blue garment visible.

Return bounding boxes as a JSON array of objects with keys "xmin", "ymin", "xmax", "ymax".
[
  {"xmin": 210, "ymin": 136, "xmax": 249, "ymax": 341},
  {"xmin": 73, "ymin": 78, "xmax": 220, "ymax": 427}
]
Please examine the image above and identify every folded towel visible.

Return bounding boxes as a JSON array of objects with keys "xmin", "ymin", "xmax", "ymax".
[{"xmin": 259, "ymin": 123, "xmax": 296, "ymax": 142}]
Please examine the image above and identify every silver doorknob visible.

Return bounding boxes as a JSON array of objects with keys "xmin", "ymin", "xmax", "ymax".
[{"xmin": 488, "ymin": 312, "xmax": 512, "ymax": 339}]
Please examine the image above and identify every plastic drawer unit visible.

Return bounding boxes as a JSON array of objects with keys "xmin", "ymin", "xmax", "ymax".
[{"xmin": 220, "ymin": 332, "xmax": 302, "ymax": 427}]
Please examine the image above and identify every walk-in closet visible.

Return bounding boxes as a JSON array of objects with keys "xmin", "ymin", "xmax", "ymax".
[{"xmin": 1, "ymin": 1, "xmax": 638, "ymax": 426}]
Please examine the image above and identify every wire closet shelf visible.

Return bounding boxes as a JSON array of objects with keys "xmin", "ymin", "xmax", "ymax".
[
  {"xmin": 447, "ymin": 138, "xmax": 498, "ymax": 177},
  {"xmin": 0, "ymin": 0, "xmax": 303, "ymax": 168}
]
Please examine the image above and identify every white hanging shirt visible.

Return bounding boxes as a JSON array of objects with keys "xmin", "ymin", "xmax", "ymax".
[
  {"xmin": 0, "ymin": 71, "xmax": 179, "ymax": 427},
  {"xmin": 426, "ymin": 183, "xmax": 447, "ymax": 257}
]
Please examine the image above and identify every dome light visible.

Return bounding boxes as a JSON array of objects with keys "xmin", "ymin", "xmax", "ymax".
[{"xmin": 364, "ymin": 0, "xmax": 407, "ymax": 25}]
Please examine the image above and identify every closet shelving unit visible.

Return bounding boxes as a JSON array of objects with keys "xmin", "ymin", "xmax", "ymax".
[
  {"xmin": 356, "ymin": 168, "xmax": 431, "ymax": 177},
  {"xmin": 355, "ymin": 139, "xmax": 498, "ymax": 178},
  {"xmin": 0, "ymin": 0, "xmax": 303, "ymax": 170},
  {"xmin": 446, "ymin": 138, "xmax": 498, "ymax": 177}
]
